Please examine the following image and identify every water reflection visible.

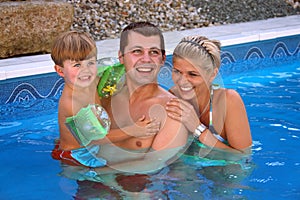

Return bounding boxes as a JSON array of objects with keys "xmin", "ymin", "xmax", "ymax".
[{"xmin": 59, "ymin": 140, "xmax": 255, "ymax": 199}]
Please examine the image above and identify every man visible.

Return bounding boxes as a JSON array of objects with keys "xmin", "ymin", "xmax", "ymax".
[{"xmin": 98, "ymin": 22, "xmax": 189, "ymax": 173}]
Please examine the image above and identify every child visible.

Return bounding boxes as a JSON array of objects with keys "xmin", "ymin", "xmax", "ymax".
[{"xmin": 51, "ymin": 31, "xmax": 160, "ymax": 168}]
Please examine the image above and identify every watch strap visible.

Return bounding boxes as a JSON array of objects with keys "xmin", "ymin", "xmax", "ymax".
[{"xmin": 193, "ymin": 123, "xmax": 207, "ymax": 138}]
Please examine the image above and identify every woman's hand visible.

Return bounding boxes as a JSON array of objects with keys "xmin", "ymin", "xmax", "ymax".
[{"xmin": 166, "ymin": 98, "xmax": 200, "ymax": 133}]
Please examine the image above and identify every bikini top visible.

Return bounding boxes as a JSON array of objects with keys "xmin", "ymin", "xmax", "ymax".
[{"xmin": 208, "ymin": 85, "xmax": 228, "ymax": 144}]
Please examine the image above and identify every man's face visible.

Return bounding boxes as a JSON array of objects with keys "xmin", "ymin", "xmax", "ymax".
[{"xmin": 119, "ymin": 32, "xmax": 165, "ymax": 86}]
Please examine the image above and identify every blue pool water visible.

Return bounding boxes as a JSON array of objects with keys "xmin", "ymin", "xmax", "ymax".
[{"xmin": 0, "ymin": 36, "xmax": 299, "ymax": 199}]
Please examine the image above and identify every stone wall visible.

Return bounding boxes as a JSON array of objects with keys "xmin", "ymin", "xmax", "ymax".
[{"xmin": 0, "ymin": 1, "xmax": 73, "ymax": 58}]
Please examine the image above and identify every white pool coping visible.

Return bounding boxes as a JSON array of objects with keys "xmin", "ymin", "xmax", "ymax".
[{"xmin": 0, "ymin": 15, "xmax": 299, "ymax": 81}]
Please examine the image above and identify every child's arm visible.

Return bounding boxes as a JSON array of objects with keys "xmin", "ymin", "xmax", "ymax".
[
  {"xmin": 92, "ymin": 116, "xmax": 160, "ymax": 144},
  {"xmin": 58, "ymin": 94, "xmax": 82, "ymax": 150}
]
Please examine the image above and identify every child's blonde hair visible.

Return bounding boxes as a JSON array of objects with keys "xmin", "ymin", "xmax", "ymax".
[{"xmin": 51, "ymin": 31, "xmax": 97, "ymax": 66}]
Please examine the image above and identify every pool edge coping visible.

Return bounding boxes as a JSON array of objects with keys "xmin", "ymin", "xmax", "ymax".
[{"xmin": 0, "ymin": 15, "xmax": 299, "ymax": 81}]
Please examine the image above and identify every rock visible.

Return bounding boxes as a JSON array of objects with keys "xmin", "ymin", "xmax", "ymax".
[
  {"xmin": 0, "ymin": 0, "xmax": 299, "ymax": 58},
  {"xmin": 0, "ymin": 1, "xmax": 74, "ymax": 58}
]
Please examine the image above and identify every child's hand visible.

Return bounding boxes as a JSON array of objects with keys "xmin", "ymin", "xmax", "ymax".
[
  {"xmin": 124, "ymin": 115, "xmax": 160, "ymax": 138},
  {"xmin": 136, "ymin": 115, "xmax": 161, "ymax": 137}
]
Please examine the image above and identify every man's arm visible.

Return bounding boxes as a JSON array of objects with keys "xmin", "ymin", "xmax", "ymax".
[
  {"xmin": 94, "ymin": 145, "xmax": 184, "ymax": 174},
  {"xmin": 149, "ymin": 102, "xmax": 189, "ymax": 150},
  {"xmin": 94, "ymin": 105, "xmax": 189, "ymax": 174}
]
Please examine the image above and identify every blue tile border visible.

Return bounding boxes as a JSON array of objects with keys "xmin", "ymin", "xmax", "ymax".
[
  {"xmin": 219, "ymin": 34, "xmax": 300, "ymax": 76},
  {"xmin": 222, "ymin": 35, "xmax": 300, "ymax": 62},
  {"xmin": 0, "ymin": 73, "xmax": 63, "ymax": 105},
  {"xmin": 0, "ymin": 34, "xmax": 299, "ymax": 105}
]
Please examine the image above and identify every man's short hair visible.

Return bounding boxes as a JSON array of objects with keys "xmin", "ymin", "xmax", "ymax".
[{"xmin": 119, "ymin": 22, "xmax": 165, "ymax": 56}]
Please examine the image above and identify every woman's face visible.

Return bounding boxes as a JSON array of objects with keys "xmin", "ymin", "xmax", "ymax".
[{"xmin": 172, "ymin": 57, "xmax": 212, "ymax": 100}]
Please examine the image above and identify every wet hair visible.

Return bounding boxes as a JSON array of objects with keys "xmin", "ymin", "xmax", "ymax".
[
  {"xmin": 173, "ymin": 36, "xmax": 221, "ymax": 73},
  {"xmin": 51, "ymin": 30, "xmax": 97, "ymax": 67},
  {"xmin": 119, "ymin": 22, "xmax": 165, "ymax": 56}
]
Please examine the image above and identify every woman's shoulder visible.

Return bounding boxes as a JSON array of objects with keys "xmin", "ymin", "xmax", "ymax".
[
  {"xmin": 216, "ymin": 88, "xmax": 245, "ymax": 110},
  {"xmin": 214, "ymin": 87, "xmax": 241, "ymax": 99},
  {"xmin": 213, "ymin": 88, "xmax": 244, "ymax": 108},
  {"xmin": 225, "ymin": 88, "xmax": 243, "ymax": 102}
]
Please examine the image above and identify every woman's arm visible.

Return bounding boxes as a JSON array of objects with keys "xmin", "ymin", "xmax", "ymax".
[
  {"xmin": 165, "ymin": 90, "xmax": 252, "ymax": 153},
  {"xmin": 222, "ymin": 89, "xmax": 252, "ymax": 150},
  {"xmin": 199, "ymin": 89, "xmax": 252, "ymax": 153}
]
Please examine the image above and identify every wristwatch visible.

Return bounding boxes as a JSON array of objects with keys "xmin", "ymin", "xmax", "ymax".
[{"xmin": 193, "ymin": 123, "xmax": 207, "ymax": 138}]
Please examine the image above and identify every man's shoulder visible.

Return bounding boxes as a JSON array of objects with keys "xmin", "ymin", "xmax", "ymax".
[
  {"xmin": 154, "ymin": 86, "xmax": 176, "ymax": 104},
  {"xmin": 158, "ymin": 86, "xmax": 176, "ymax": 97}
]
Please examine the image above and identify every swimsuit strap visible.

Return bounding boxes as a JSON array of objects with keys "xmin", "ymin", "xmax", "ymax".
[
  {"xmin": 208, "ymin": 84, "xmax": 227, "ymax": 143},
  {"xmin": 209, "ymin": 86, "xmax": 214, "ymax": 126},
  {"xmin": 209, "ymin": 84, "xmax": 219, "ymax": 126}
]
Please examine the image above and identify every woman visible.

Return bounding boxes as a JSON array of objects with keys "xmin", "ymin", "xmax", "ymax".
[{"xmin": 166, "ymin": 35, "xmax": 252, "ymax": 153}]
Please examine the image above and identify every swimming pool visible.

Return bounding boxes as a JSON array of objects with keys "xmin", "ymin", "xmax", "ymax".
[{"xmin": 0, "ymin": 34, "xmax": 299, "ymax": 199}]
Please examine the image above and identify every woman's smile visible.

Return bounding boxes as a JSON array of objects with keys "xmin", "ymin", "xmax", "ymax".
[{"xmin": 179, "ymin": 85, "xmax": 194, "ymax": 92}]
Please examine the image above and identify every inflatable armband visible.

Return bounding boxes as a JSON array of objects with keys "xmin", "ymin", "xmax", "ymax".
[
  {"xmin": 97, "ymin": 57, "xmax": 125, "ymax": 98},
  {"xmin": 65, "ymin": 104, "xmax": 111, "ymax": 146}
]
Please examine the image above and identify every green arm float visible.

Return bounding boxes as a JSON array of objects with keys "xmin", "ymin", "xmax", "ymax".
[
  {"xmin": 97, "ymin": 61, "xmax": 125, "ymax": 98},
  {"xmin": 65, "ymin": 104, "xmax": 111, "ymax": 146}
]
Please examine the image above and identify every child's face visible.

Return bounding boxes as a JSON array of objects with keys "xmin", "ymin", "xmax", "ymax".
[{"xmin": 59, "ymin": 57, "xmax": 98, "ymax": 88}]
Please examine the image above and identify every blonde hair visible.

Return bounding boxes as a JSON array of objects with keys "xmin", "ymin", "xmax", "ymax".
[
  {"xmin": 173, "ymin": 36, "xmax": 221, "ymax": 74},
  {"xmin": 51, "ymin": 31, "xmax": 97, "ymax": 66}
]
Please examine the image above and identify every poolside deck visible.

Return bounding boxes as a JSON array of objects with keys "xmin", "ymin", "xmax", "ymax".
[{"xmin": 0, "ymin": 15, "xmax": 299, "ymax": 81}]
